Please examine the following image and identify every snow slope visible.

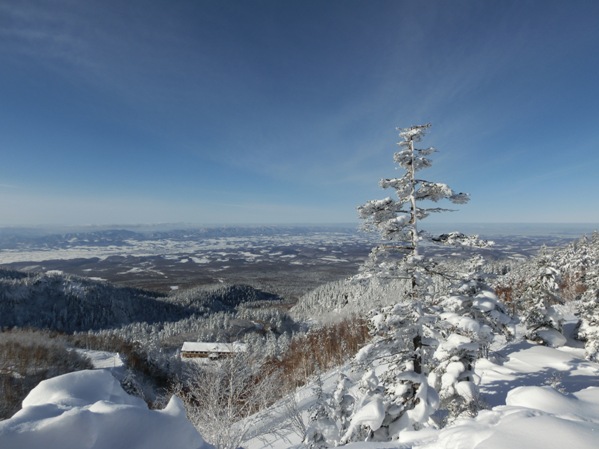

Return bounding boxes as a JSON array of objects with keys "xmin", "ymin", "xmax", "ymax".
[
  {"xmin": 2, "ymin": 343, "xmax": 598, "ymax": 449},
  {"xmin": 77, "ymin": 349, "xmax": 125, "ymax": 370},
  {"xmin": 414, "ymin": 343, "xmax": 599, "ymax": 449},
  {"xmin": 245, "ymin": 342, "xmax": 599, "ymax": 449},
  {"xmin": 0, "ymin": 370, "xmax": 212, "ymax": 449},
  {"xmin": 420, "ymin": 386, "xmax": 599, "ymax": 449}
]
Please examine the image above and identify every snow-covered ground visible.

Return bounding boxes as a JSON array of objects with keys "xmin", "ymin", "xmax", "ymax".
[
  {"xmin": 1, "ymin": 341, "xmax": 598, "ymax": 448},
  {"xmin": 245, "ymin": 342, "xmax": 599, "ymax": 449},
  {"xmin": 77, "ymin": 349, "xmax": 125, "ymax": 371},
  {"xmin": 0, "ymin": 370, "xmax": 212, "ymax": 449}
]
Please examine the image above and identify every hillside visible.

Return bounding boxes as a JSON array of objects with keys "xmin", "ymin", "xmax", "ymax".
[
  {"xmin": 248, "ymin": 232, "xmax": 599, "ymax": 448},
  {"xmin": 1, "ymin": 232, "xmax": 599, "ymax": 449},
  {"xmin": 241, "ymin": 340, "xmax": 599, "ymax": 449},
  {"xmin": 0, "ymin": 269, "xmax": 283, "ymax": 333}
]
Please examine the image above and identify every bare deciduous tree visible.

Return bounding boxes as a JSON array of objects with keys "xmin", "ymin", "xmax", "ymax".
[{"xmin": 173, "ymin": 350, "xmax": 281, "ymax": 449}]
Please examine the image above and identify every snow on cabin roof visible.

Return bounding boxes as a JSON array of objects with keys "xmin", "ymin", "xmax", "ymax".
[{"xmin": 181, "ymin": 342, "xmax": 247, "ymax": 353}]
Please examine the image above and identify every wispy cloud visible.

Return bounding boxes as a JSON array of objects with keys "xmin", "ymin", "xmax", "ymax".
[
  {"xmin": 0, "ymin": 2, "xmax": 202, "ymax": 105},
  {"xmin": 0, "ymin": 2, "xmax": 98, "ymax": 72}
]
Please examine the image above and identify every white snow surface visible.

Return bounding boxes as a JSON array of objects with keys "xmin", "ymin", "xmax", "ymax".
[
  {"xmin": 419, "ymin": 386, "xmax": 599, "ymax": 449},
  {"xmin": 3, "ymin": 342, "xmax": 599, "ymax": 449},
  {"xmin": 244, "ymin": 342, "xmax": 599, "ymax": 449},
  {"xmin": 0, "ymin": 370, "xmax": 212, "ymax": 449},
  {"xmin": 77, "ymin": 349, "xmax": 125, "ymax": 370},
  {"xmin": 347, "ymin": 396, "xmax": 386, "ymax": 433}
]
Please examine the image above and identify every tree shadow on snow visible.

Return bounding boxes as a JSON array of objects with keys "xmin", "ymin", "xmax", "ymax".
[{"xmin": 479, "ymin": 341, "xmax": 599, "ymax": 408}]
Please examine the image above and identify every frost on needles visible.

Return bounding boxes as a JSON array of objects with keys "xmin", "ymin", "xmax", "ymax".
[{"xmin": 357, "ymin": 123, "xmax": 490, "ymax": 284}]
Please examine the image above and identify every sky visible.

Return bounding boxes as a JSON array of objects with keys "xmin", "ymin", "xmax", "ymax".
[{"xmin": 1, "ymin": 0, "xmax": 598, "ymax": 226}]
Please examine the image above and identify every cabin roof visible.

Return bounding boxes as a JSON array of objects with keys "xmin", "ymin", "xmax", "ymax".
[{"xmin": 181, "ymin": 342, "xmax": 247, "ymax": 353}]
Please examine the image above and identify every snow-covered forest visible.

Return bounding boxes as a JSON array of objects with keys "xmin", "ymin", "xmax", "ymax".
[{"xmin": 1, "ymin": 125, "xmax": 599, "ymax": 449}]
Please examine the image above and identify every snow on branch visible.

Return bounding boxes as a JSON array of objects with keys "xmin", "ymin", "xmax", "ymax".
[
  {"xmin": 430, "ymin": 232, "xmax": 494, "ymax": 248},
  {"xmin": 394, "ymin": 149, "xmax": 434, "ymax": 171},
  {"xmin": 414, "ymin": 181, "xmax": 470, "ymax": 204},
  {"xmin": 397, "ymin": 123, "xmax": 431, "ymax": 142},
  {"xmin": 358, "ymin": 198, "xmax": 408, "ymax": 222},
  {"xmin": 380, "ymin": 177, "xmax": 411, "ymax": 197},
  {"xmin": 416, "ymin": 207, "xmax": 455, "ymax": 220},
  {"xmin": 358, "ymin": 122, "xmax": 481, "ymax": 274}
]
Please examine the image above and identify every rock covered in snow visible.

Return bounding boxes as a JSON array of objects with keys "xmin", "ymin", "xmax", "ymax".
[
  {"xmin": 418, "ymin": 386, "xmax": 599, "ymax": 449},
  {"xmin": 0, "ymin": 370, "xmax": 212, "ymax": 449},
  {"xmin": 346, "ymin": 395, "xmax": 385, "ymax": 433},
  {"xmin": 535, "ymin": 328, "xmax": 568, "ymax": 348}
]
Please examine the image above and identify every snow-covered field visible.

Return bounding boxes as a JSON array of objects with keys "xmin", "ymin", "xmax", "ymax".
[
  {"xmin": 0, "ymin": 230, "xmax": 372, "ymax": 264},
  {"xmin": 0, "ymin": 227, "xmax": 374, "ymax": 294}
]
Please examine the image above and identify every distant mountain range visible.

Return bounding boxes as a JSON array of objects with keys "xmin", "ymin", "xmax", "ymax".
[{"xmin": 0, "ymin": 224, "xmax": 364, "ymax": 250}]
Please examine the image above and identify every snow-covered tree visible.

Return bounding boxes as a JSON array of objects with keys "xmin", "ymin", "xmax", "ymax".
[
  {"xmin": 578, "ymin": 289, "xmax": 599, "ymax": 361},
  {"xmin": 491, "ymin": 232, "xmax": 599, "ymax": 352},
  {"xmin": 424, "ymin": 256, "xmax": 512, "ymax": 424},
  {"xmin": 519, "ymin": 250, "xmax": 567, "ymax": 346},
  {"xmin": 573, "ymin": 232, "xmax": 599, "ymax": 359},
  {"xmin": 358, "ymin": 123, "xmax": 487, "ymax": 296},
  {"xmin": 357, "ymin": 123, "xmax": 489, "ymax": 372},
  {"xmin": 304, "ymin": 373, "xmax": 339, "ymax": 448},
  {"xmin": 319, "ymin": 124, "xmax": 501, "ymax": 445}
]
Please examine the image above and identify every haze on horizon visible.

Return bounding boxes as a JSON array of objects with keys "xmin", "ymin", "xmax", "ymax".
[{"xmin": 1, "ymin": 0, "xmax": 598, "ymax": 227}]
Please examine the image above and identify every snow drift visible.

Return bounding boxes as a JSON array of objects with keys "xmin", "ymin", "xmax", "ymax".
[
  {"xmin": 0, "ymin": 369, "xmax": 211, "ymax": 449},
  {"xmin": 418, "ymin": 386, "xmax": 599, "ymax": 449}
]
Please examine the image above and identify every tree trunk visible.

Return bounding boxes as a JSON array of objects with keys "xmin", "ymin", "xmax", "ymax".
[
  {"xmin": 412, "ymin": 334, "xmax": 422, "ymax": 374},
  {"xmin": 408, "ymin": 137, "xmax": 419, "ymax": 258}
]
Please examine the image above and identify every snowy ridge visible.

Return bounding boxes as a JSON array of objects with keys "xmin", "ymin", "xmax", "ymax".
[{"xmin": 292, "ymin": 277, "xmax": 412, "ymax": 320}]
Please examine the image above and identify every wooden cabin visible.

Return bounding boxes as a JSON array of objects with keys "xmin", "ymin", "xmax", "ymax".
[{"xmin": 180, "ymin": 342, "xmax": 247, "ymax": 359}]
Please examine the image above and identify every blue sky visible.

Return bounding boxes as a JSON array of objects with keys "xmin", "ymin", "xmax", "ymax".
[{"xmin": 1, "ymin": 0, "xmax": 598, "ymax": 226}]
